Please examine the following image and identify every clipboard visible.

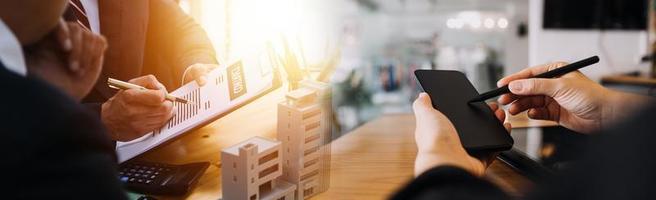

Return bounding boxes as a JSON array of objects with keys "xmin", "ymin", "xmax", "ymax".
[
  {"xmin": 116, "ymin": 51, "xmax": 281, "ymax": 163},
  {"xmin": 414, "ymin": 70, "xmax": 513, "ymax": 153}
]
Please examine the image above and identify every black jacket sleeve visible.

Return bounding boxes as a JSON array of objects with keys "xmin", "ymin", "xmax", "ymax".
[
  {"xmin": 1, "ymin": 67, "xmax": 127, "ymax": 200},
  {"xmin": 83, "ymin": 102, "xmax": 103, "ymax": 116},
  {"xmin": 526, "ymin": 103, "xmax": 656, "ymax": 200},
  {"xmin": 390, "ymin": 166, "xmax": 511, "ymax": 200},
  {"xmin": 16, "ymin": 109, "xmax": 127, "ymax": 200}
]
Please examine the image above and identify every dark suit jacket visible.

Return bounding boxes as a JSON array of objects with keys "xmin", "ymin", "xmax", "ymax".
[
  {"xmin": 82, "ymin": 0, "xmax": 217, "ymax": 104},
  {"xmin": 391, "ymin": 104, "xmax": 656, "ymax": 200},
  {"xmin": 0, "ymin": 64, "xmax": 127, "ymax": 199}
]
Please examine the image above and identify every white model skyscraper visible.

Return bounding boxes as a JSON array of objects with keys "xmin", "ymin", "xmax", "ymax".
[
  {"xmin": 299, "ymin": 80, "xmax": 332, "ymax": 193},
  {"xmin": 277, "ymin": 80, "xmax": 332, "ymax": 199}
]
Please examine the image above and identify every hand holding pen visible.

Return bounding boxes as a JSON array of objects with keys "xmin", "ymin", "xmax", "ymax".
[
  {"xmin": 102, "ymin": 75, "xmax": 180, "ymax": 142},
  {"xmin": 492, "ymin": 57, "xmax": 650, "ymax": 134},
  {"xmin": 108, "ymin": 78, "xmax": 191, "ymax": 104}
]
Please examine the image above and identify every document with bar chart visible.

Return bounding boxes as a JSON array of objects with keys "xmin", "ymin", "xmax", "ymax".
[{"xmin": 116, "ymin": 52, "xmax": 281, "ymax": 162}]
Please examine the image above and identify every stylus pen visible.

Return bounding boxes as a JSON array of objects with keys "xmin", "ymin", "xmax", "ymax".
[
  {"xmin": 107, "ymin": 78, "xmax": 192, "ymax": 104},
  {"xmin": 468, "ymin": 55, "xmax": 600, "ymax": 103}
]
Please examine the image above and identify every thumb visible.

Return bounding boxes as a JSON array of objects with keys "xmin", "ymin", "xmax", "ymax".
[
  {"xmin": 508, "ymin": 78, "xmax": 562, "ymax": 97},
  {"xmin": 412, "ymin": 93, "xmax": 434, "ymax": 115}
]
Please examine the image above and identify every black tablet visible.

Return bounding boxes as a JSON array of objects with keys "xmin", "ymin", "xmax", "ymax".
[{"xmin": 414, "ymin": 70, "xmax": 513, "ymax": 153}]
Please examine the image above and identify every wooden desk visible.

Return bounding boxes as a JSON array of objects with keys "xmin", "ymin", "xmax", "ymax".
[
  {"xmin": 138, "ymin": 89, "xmax": 532, "ymax": 199},
  {"xmin": 312, "ymin": 114, "xmax": 532, "ymax": 199},
  {"xmin": 601, "ymin": 74, "xmax": 656, "ymax": 87},
  {"xmin": 506, "ymin": 111, "xmax": 558, "ymax": 129},
  {"xmin": 601, "ymin": 74, "xmax": 656, "ymax": 96}
]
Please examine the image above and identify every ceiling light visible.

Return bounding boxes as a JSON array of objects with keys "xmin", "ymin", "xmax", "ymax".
[
  {"xmin": 497, "ymin": 18, "xmax": 509, "ymax": 29},
  {"xmin": 484, "ymin": 18, "xmax": 495, "ymax": 29}
]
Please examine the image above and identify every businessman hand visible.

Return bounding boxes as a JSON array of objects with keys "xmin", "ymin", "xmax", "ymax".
[
  {"xmin": 413, "ymin": 93, "xmax": 510, "ymax": 177},
  {"xmin": 102, "ymin": 75, "xmax": 175, "ymax": 141},
  {"xmin": 26, "ymin": 23, "xmax": 107, "ymax": 100},
  {"xmin": 497, "ymin": 62, "xmax": 650, "ymax": 133},
  {"xmin": 183, "ymin": 63, "xmax": 218, "ymax": 86},
  {"xmin": 54, "ymin": 19, "xmax": 93, "ymax": 74}
]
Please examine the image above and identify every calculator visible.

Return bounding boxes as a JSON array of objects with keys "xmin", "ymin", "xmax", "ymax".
[{"xmin": 118, "ymin": 161, "xmax": 210, "ymax": 195}]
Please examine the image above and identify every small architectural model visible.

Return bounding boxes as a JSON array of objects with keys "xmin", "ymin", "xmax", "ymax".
[
  {"xmin": 221, "ymin": 137, "xmax": 296, "ymax": 200},
  {"xmin": 298, "ymin": 80, "xmax": 332, "ymax": 193},
  {"xmin": 277, "ymin": 81, "xmax": 332, "ymax": 199},
  {"xmin": 221, "ymin": 81, "xmax": 332, "ymax": 200}
]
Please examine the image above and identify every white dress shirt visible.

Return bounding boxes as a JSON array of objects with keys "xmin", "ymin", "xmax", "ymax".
[
  {"xmin": 80, "ymin": 0, "xmax": 101, "ymax": 33},
  {"xmin": 0, "ymin": 19, "xmax": 26, "ymax": 76}
]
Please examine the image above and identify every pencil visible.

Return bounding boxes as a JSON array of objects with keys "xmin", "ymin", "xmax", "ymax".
[{"xmin": 468, "ymin": 56, "xmax": 600, "ymax": 103}]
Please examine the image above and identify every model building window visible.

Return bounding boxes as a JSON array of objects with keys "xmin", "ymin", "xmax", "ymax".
[
  {"xmin": 259, "ymin": 151, "xmax": 278, "ymax": 165},
  {"xmin": 305, "ymin": 122, "xmax": 320, "ymax": 131},
  {"xmin": 259, "ymin": 181, "xmax": 272, "ymax": 194},
  {"xmin": 302, "ymin": 109, "xmax": 320, "ymax": 120},
  {"xmin": 250, "ymin": 194, "xmax": 257, "ymax": 200},
  {"xmin": 304, "ymin": 133, "xmax": 320, "ymax": 144},
  {"xmin": 259, "ymin": 164, "xmax": 279, "ymax": 178},
  {"xmin": 300, "ymin": 169, "xmax": 319, "ymax": 181},
  {"xmin": 304, "ymin": 146, "xmax": 318, "ymax": 156},
  {"xmin": 304, "ymin": 158, "xmax": 319, "ymax": 168},
  {"xmin": 303, "ymin": 188, "xmax": 314, "ymax": 197}
]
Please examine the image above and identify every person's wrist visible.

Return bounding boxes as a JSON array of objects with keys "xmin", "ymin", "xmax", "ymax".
[
  {"xmin": 603, "ymin": 89, "xmax": 653, "ymax": 128},
  {"xmin": 415, "ymin": 150, "xmax": 485, "ymax": 177},
  {"xmin": 600, "ymin": 88, "xmax": 628, "ymax": 128},
  {"xmin": 100, "ymin": 102, "xmax": 119, "ymax": 141},
  {"xmin": 415, "ymin": 152, "xmax": 438, "ymax": 176}
]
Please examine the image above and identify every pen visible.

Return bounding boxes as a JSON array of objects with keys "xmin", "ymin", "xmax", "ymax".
[
  {"xmin": 468, "ymin": 55, "xmax": 600, "ymax": 103},
  {"xmin": 107, "ymin": 78, "xmax": 191, "ymax": 104}
]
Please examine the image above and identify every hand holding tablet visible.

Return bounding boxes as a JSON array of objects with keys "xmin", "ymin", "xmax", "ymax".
[{"xmin": 414, "ymin": 70, "xmax": 514, "ymax": 153}]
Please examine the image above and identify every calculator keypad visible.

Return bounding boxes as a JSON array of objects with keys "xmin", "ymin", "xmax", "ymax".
[
  {"xmin": 118, "ymin": 163, "xmax": 174, "ymax": 185},
  {"xmin": 117, "ymin": 161, "xmax": 209, "ymax": 195}
]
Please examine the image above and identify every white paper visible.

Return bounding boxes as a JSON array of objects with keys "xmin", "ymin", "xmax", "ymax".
[{"xmin": 116, "ymin": 52, "xmax": 279, "ymax": 162}]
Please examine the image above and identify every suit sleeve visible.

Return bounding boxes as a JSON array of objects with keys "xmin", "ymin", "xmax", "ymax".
[
  {"xmin": 17, "ymin": 108, "xmax": 127, "ymax": 199},
  {"xmin": 390, "ymin": 166, "xmax": 511, "ymax": 200},
  {"xmin": 148, "ymin": 0, "xmax": 218, "ymax": 79}
]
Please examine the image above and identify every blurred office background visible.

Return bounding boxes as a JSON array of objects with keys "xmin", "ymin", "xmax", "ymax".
[{"xmin": 177, "ymin": 0, "xmax": 652, "ymax": 138}]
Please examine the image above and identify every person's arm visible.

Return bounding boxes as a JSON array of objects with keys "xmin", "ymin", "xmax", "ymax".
[
  {"xmin": 497, "ymin": 62, "xmax": 654, "ymax": 133},
  {"xmin": 1, "ymin": 69, "xmax": 127, "ymax": 199},
  {"xmin": 391, "ymin": 166, "xmax": 510, "ymax": 200},
  {"xmin": 148, "ymin": 0, "xmax": 218, "ymax": 85},
  {"xmin": 391, "ymin": 93, "xmax": 512, "ymax": 200},
  {"xmin": 599, "ymin": 90, "xmax": 653, "ymax": 130},
  {"xmin": 84, "ymin": 102, "xmax": 103, "ymax": 115},
  {"xmin": 19, "ymin": 109, "xmax": 127, "ymax": 199}
]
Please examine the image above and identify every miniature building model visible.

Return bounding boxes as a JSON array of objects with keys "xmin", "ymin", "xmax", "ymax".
[
  {"xmin": 221, "ymin": 137, "xmax": 296, "ymax": 200},
  {"xmin": 299, "ymin": 80, "xmax": 332, "ymax": 193},
  {"xmin": 277, "ymin": 81, "xmax": 332, "ymax": 199},
  {"xmin": 221, "ymin": 81, "xmax": 332, "ymax": 200}
]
